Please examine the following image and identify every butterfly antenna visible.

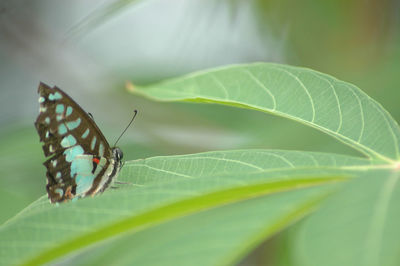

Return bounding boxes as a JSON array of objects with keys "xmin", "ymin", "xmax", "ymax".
[{"xmin": 113, "ymin": 110, "xmax": 138, "ymax": 147}]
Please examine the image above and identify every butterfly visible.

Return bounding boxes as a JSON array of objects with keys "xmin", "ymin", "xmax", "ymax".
[{"xmin": 35, "ymin": 82, "xmax": 123, "ymax": 203}]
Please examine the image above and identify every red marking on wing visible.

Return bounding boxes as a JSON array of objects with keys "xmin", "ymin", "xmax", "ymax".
[{"xmin": 92, "ymin": 158, "xmax": 100, "ymax": 164}]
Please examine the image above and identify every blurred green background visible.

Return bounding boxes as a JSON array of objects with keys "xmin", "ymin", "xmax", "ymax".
[{"xmin": 0, "ymin": 0, "xmax": 398, "ymax": 249}]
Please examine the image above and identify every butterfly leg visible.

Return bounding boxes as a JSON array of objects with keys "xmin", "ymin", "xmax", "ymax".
[{"xmin": 114, "ymin": 181, "xmax": 132, "ymax": 185}]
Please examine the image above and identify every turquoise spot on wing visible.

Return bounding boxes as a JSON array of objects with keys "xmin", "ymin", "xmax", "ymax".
[
  {"xmin": 70, "ymin": 156, "xmax": 93, "ymax": 177},
  {"xmin": 70, "ymin": 161, "xmax": 77, "ymax": 177},
  {"xmin": 70, "ymin": 156, "xmax": 108, "ymax": 195},
  {"xmin": 56, "ymin": 104, "xmax": 64, "ymax": 114},
  {"xmin": 82, "ymin": 128, "xmax": 90, "ymax": 139},
  {"xmin": 58, "ymin": 124, "xmax": 67, "ymax": 135},
  {"xmin": 75, "ymin": 174, "xmax": 95, "ymax": 195},
  {"xmin": 56, "ymin": 115, "xmax": 63, "ymax": 121},
  {"xmin": 56, "ymin": 172, "xmax": 61, "ymax": 179},
  {"xmin": 99, "ymin": 143, "xmax": 104, "ymax": 157},
  {"xmin": 49, "ymin": 92, "xmax": 62, "ymax": 100},
  {"xmin": 91, "ymin": 136, "xmax": 97, "ymax": 150},
  {"xmin": 55, "ymin": 188, "xmax": 64, "ymax": 197},
  {"xmin": 64, "ymin": 145, "xmax": 84, "ymax": 162},
  {"xmin": 54, "ymin": 92, "xmax": 62, "ymax": 99},
  {"xmin": 38, "ymin": 97, "xmax": 45, "ymax": 103},
  {"xmin": 45, "ymin": 117, "xmax": 50, "ymax": 124},
  {"xmin": 66, "ymin": 106, "xmax": 73, "ymax": 116},
  {"xmin": 61, "ymin": 135, "xmax": 77, "ymax": 148},
  {"xmin": 66, "ymin": 118, "xmax": 81, "ymax": 130}
]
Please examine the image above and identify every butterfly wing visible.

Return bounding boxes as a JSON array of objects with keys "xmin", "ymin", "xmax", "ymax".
[{"xmin": 35, "ymin": 82, "xmax": 119, "ymax": 203}]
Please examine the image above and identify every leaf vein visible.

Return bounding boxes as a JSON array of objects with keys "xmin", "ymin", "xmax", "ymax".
[
  {"xmin": 271, "ymin": 66, "xmax": 315, "ymax": 122},
  {"xmin": 211, "ymin": 74, "xmax": 229, "ymax": 99},
  {"xmin": 135, "ymin": 163, "xmax": 194, "ymax": 179},
  {"xmin": 309, "ymin": 72, "xmax": 343, "ymax": 132},
  {"xmin": 179, "ymin": 156, "xmax": 265, "ymax": 171},
  {"xmin": 244, "ymin": 69, "xmax": 277, "ymax": 110}
]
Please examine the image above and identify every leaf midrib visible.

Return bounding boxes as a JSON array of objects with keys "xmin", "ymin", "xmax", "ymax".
[{"xmin": 21, "ymin": 176, "xmax": 346, "ymax": 266}]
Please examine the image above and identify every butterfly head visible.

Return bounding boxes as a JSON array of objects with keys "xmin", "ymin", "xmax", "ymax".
[{"xmin": 112, "ymin": 147, "xmax": 123, "ymax": 167}]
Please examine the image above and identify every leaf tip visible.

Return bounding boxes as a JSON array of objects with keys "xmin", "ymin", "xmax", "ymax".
[{"xmin": 125, "ymin": 81, "xmax": 136, "ymax": 93}]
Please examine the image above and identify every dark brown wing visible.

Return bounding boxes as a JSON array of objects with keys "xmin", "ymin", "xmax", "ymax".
[
  {"xmin": 35, "ymin": 82, "xmax": 112, "ymax": 157},
  {"xmin": 35, "ymin": 82, "xmax": 113, "ymax": 202}
]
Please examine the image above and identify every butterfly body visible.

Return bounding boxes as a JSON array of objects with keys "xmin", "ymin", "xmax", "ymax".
[{"xmin": 35, "ymin": 82, "xmax": 123, "ymax": 203}]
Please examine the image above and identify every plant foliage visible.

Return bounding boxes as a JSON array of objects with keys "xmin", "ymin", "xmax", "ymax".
[{"xmin": 1, "ymin": 63, "xmax": 399, "ymax": 266}]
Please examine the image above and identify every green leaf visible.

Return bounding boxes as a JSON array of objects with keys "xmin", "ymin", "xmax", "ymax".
[
  {"xmin": 293, "ymin": 169, "xmax": 400, "ymax": 266},
  {"xmin": 131, "ymin": 63, "xmax": 400, "ymax": 163},
  {"xmin": 0, "ymin": 125, "xmax": 45, "ymax": 223},
  {"xmin": 4, "ymin": 62, "xmax": 399, "ymax": 266},
  {"xmin": 55, "ymin": 185, "xmax": 333, "ymax": 266},
  {"xmin": 0, "ymin": 150, "xmax": 365, "ymax": 265},
  {"xmin": 119, "ymin": 149, "xmax": 371, "ymax": 185}
]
